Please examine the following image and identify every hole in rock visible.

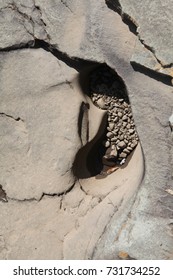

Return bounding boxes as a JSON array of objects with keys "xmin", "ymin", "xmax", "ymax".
[{"xmin": 73, "ymin": 64, "xmax": 140, "ymax": 179}]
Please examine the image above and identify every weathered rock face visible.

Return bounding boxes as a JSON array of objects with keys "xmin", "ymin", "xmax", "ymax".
[
  {"xmin": 0, "ymin": 0, "xmax": 173, "ymax": 260},
  {"xmin": 106, "ymin": 0, "xmax": 173, "ymax": 80},
  {"xmin": 0, "ymin": 48, "xmax": 82, "ymax": 200}
]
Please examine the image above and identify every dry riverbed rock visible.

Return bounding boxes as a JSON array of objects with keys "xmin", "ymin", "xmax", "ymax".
[{"xmin": 0, "ymin": 0, "xmax": 173, "ymax": 260}]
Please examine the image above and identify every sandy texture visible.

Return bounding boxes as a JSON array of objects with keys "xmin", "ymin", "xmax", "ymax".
[{"xmin": 0, "ymin": 0, "xmax": 173, "ymax": 260}]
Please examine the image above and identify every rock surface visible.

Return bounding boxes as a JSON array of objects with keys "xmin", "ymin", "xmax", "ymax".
[
  {"xmin": 0, "ymin": 48, "xmax": 82, "ymax": 200},
  {"xmin": 107, "ymin": 0, "xmax": 173, "ymax": 81},
  {"xmin": 0, "ymin": 0, "xmax": 173, "ymax": 260}
]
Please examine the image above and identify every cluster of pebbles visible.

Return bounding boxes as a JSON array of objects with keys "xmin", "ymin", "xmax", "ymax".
[{"xmin": 89, "ymin": 65, "xmax": 139, "ymax": 168}]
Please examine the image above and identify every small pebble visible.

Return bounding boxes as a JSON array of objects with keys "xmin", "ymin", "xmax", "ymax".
[
  {"xmin": 107, "ymin": 132, "xmax": 113, "ymax": 138},
  {"xmin": 110, "ymin": 148, "xmax": 118, "ymax": 158},
  {"xmin": 122, "ymin": 122, "xmax": 127, "ymax": 128},
  {"xmin": 119, "ymin": 135, "xmax": 124, "ymax": 141},
  {"xmin": 119, "ymin": 152, "xmax": 127, "ymax": 158},
  {"xmin": 97, "ymin": 98, "xmax": 108, "ymax": 109},
  {"xmin": 118, "ymin": 111, "xmax": 123, "ymax": 118},
  {"xmin": 129, "ymin": 129, "xmax": 134, "ymax": 134},
  {"xmin": 122, "ymin": 115, "xmax": 128, "ymax": 121},
  {"xmin": 105, "ymin": 141, "xmax": 110, "ymax": 148},
  {"xmin": 109, "ymin": 122, "xmax": 114, "ymax": 130},
  {"xmin": 117, "ymin": 141, "xmax": 126, "ymax": 149},
  {"xmin": 113, "ymin": 116, "xmax": 119, "ymax": 122},
  {"xmin": 123, "ymin": 148, "xmax": 130, "ymax": 154}
]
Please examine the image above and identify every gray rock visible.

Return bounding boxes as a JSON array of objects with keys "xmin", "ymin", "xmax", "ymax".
[
  {"xmin": 122, "ymin": 115, "xmax": 128, "ymax": 121},
  {"xmin": 105, "ymin": 141, "xmax": 110, "ymax": 148},
  {"xmin": 106, "ymin": 131, "xmax": 113, "ymax": 138},
  {"xmin": 117, "ymin": 141, "xmax": 126, "ymax": 149},
  {"xmin": 118, "ymin": 111, "xmax": 123, "ymax": 118},
  {"xmin": 115, "ymin": 0, "xmax": 173, "ymax": 78},
  {"xmin": 131, "ymin": 140, "xmax": 138, "ymax": 148},
  {"xmin": 110, "ymin": 148, "xmax": 118, "ymax": 158},
  {"xmin": 119, "ymin": 135, "xmax": 124, "ymax": 141},
  {"xmin": 0, "ymin": 0, "xmax": 172, "ymax": 262},
  {"xmin": 0, "ymin": 49, "xmax": 81, "ymax": 200},
  {"xmin": 119, "ymin": 152, "xmax": 127, "ymax": 158},
  {"xmin": 129, "ymin": 129, "xmax": 135, "ymax": 134},
  {"xmin": 109, "ymin": 122, "xmax": 115, "ymax": 130}
]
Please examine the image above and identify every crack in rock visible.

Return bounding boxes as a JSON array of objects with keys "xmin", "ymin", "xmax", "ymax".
[
  {"xmin": 1, "ymin": 0, "xmax": 50, "ymax": 43},
  {"xmin": 0, "ymin": 112, "xmax": 24, "ymax": 122},
  {"xmin": 7, "ymin": 1, "xmax": 35, "ymax": 36},
  {"xmin": 39, "ymin": 183, "xmax": 76, "ymax": 201},
  {"xmin": 60, "ymin": 0, "xmax": 74, "ymax": 14},
  {"xmin": 0, "ymin": 185, "xmax": 8, "ymax": 203},
  {"xmin": 106, "ymin": 0, "xmax": 173, "ymax": 82},
  {"xmin": 33, "ymin": 0, "xmax": 50, "ymax": 40}
]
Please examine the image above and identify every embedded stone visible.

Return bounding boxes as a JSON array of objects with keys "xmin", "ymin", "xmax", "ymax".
[
  {"xmin": 118, "ymin": 111, "xmax": 123, "ymax": 118},
  {"xmin": 109, "ymin": 122, "xmax": 115, "ymax": 130},
  {"xmin": 96, "ymin": 98, "xmax": 108, "ymax": 109},
  {"xmin": 107, "ymin": 132, "xmax": 114, "ymax": 138},
  {"xmin": 119, "ymin": 152, "xmax": 127, "ymax": 158},
  {"xmin": 105, "ymin": 141, "xmax": 110, "ymax": 148},
  {"xmin": 117, "ymin": 141, "xmax": 126, "ymax": 149},
  {"xmin": 129, "ymin": 129, "xmax": 134, "ymax": 134},
  {"xmin": 110, "ymin": 148, "xmax": 118, "ymax": 158}
]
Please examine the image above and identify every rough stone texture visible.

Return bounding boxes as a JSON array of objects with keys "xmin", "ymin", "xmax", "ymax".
[
  {"xmin": 117, "ymin": 0, "xmax": 173, "ymax": 65},
  {"xmin": 0, "ymin": 48, "xmax": 82, "ymax": 200},
  {"xmin": 107, "ymin": 0, "xmax": 173, "ymax": 80},
  {"xmin": 0, "ymin": 0, "xmax": 173, "ymax": 260}
]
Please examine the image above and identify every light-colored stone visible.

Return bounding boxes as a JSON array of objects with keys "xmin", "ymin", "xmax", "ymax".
[
  {"xmin": 110, "ymin": 148, "xmax": 118, "ymax": 158},
  {"xmin": 112, "ymin": 0, "xmax": 173, "ymax": 78},
  {"xmin": 117, "ymin": 141, "xmax": 126, "ymax": 149},
  {"xmin": 96, "ymin": 97, "xmax": 108, "ymax": 109},
  {"xmin": 0, "ymin": 0, "xmax": 172, "ymax": 262},
  {"xmin": 0, "ymin": 48, "xmax": 82, "ymax": 200}
]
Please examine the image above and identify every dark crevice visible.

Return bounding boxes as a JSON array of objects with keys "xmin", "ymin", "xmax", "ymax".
[
  {"xmin": 39, "ymin": 182, "xmax": 76, "ymax": 201},
  {"xmin": 131, "ymin": 62, "xmax": 172, "ymax": 86},
  {"xmin": 138, "ymin": 38, "xmax": 165, "ymax": 68},
  {"xmin": 33, "ymin": 39, "xmax": 97, "ymax": 72},
  {"xmin": 0, "ymin": 41, "xmax": 35, "ymax": 52},
  {"xmin": 60, "ymin": 0, "xmax": 74, "ymax": 14},
  {"xmin": 106, "ymin": 0, "xmax": 137, "ymax": 35},
  {"xmin": 106, "ymin": 0, "xmax": 173, "ymax": 84},
  {"xmin": 33, "ymin": 2, "xmax": 51, "ymax": 40},
  {"xmin": 138, "ymin": 38, "xmax": 173, "ymax": 69},
  {"xmin": 162, "ymin": 62, "xmax": 173, "ymax": 69},
  {"xmin": 0, "ymin": 184, "xmax": 8, "ymax": 203},
  {"xmin": 0, "ymin": 112, "xmax": 24, "ymax": 122},
  {"xmin": 0, "ymin": 39, "xmax": 99, "ymax": 72},
  {"xmin": 7, "ymin": 197, "xmax": 37, "ymax": 203},
  {"xmin": 4, "ymin": 183, "xmax": 76, "ymax": 203}
]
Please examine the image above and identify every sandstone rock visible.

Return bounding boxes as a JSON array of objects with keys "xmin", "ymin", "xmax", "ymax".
[
  {"xmin": 0, "ymin": 49, "xmax": 81, "ymax": 200},
  {"xmin": 111, "ymin": 0, "xmax": 173, "ymax": 78},
  {"xmin": 0, "ymin": 0, "xmax": 172, "ymax": 262}
]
